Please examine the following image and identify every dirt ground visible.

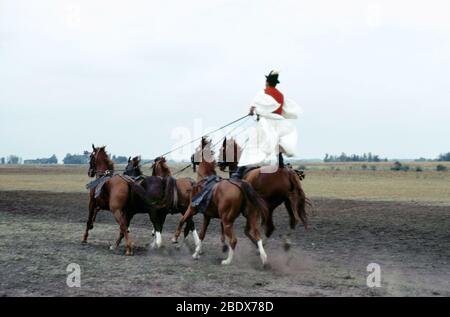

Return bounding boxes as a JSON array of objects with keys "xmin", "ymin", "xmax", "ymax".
[{"xmin": 0, "ymin": 190, "xmax": 449, "ymax": 297}]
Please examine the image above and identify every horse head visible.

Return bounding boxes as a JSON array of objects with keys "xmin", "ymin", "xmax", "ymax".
[
  {"xmin": 192, "ymin": 137, "xmax": 216, "ymax": 177},
  {"xmin": 88, "ymin": 144, "xmax": 114, "ymax": 178},
  {"xmin": 124, "ymin": 156, "xmax": 142, "ymax": 177},
  {"xmin": 152, "ymin": 156, "xmax": 172, "ymax": 177}
]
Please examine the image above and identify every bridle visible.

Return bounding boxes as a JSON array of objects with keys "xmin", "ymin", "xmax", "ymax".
[{"xmin": 89, "ymin": 151, "xmax": 113, "ymax": 178}]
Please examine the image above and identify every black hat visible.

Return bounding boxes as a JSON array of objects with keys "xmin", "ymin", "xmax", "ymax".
[{"xmin": 265, "ymin": 70, "xmax": 280, "ymax": 85}]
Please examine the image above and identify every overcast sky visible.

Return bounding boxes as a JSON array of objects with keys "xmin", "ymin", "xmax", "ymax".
[{"xmin": 1, "ymin": 0, "xmax": 449, "ymax": 161}]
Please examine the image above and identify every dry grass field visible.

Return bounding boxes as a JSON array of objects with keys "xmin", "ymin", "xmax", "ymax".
[{"xmin": 1, "ymin": 163, "xmax": 449, "ymax": 204}]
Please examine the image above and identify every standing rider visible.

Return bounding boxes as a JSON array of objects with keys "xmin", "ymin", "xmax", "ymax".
[{"xmin": 232, "ymin": 70, "xmax": 301, "ymax": 178}]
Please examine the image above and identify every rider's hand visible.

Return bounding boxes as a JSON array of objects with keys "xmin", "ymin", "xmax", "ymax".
[{"xmin": 249, "ymin": 106, "xmax": 256, "ymax": 116}]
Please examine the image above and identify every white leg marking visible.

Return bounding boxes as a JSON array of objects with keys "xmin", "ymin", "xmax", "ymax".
[
  {"xmin": 192, "ymin": 240, "xmax": 203, "ymax": 259},
  {"xmin": 192, "ymin": 230, "xmax": 200, "ymax": 247},
  {"xmin": 221, "ymin": 243, "xmax": 234, "ymax": 265},
  {"xmin": 155, "ymin": 231, "xmax": 162, "ymax": 248},
  {"xmin": 257, "ymin": 240, "xmax": 268, "ymax": 265}
]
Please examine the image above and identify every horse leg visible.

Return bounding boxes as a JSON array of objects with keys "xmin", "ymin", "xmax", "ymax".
[
  {"xmin": 111, "ymin": 213, "xmax": 132, "ymax": 250},
  {"xmin": 149, "ymin": 210, "xmax": 165, "ymax": 249},
  {"xmin": 82, "ymin": 198, "xmax": 96, "ymax": 243},
  {"xmin": 221, "ymin": 222, "xmax": 228, "ymax": 253},
  {"xmin": 244, "ymin": 208, "xmax": 268, "ymax": 266},
  {"xmin": 193, "ymin": 215, "xmax": 210, "ymax": 259},
  {"xmin": 155, "ymin": 212, "xmax": 168, "ymax": 249},
  {"xmin": 221, "ymin": 220, "xmax": 238, "ymax": 266},
  {"xmin": 283, "ymin": 196, "xmax": 298, "ymax": 251},
  {"xmin": 265, "ymin": 206, "xmax": 276, "ymax": 239},
  {"xmin": 184, "ymin": 217, "xmax": 200, "ymax": 246},
  {"xmin": 112, "ymin": 209, "xmax": 133, "ymax": 256},
  {"xmin": 173, "ymin": 205, "xmax": 194, "ymax": 243}
]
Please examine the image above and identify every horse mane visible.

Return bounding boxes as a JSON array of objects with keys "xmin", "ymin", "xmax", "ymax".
[
  {"xmin": 195, "ymin": 138, "xmax": 216, "ymax": 177},
  {"xmin": 153, "ymin": 157, "xmax": 172, "ymax": 177},
  {"xmin": 97, "ymin": 147, "xmax": 114, "ymax": 172}
]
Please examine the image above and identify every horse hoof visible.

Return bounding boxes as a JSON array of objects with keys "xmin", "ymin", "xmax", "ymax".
[
  {"xmin": 81, "ymin": 240, "xmax": 88, "ymax": 245},
  {"xmin": 192, "ymin": 253, "xmax": 200, "ymax": 260},
  {"xmin": 126, "ymin": 251, "xmax": 133, "ymax": 256},
  {"xmin": 260, "ymin": 255, "xmax": 268, "ymax": 267},
  {"xmin": 221, "ymin": 260, "xmax": 231, "ymax": 266},
  {"xmin": 222, "ymin": 245, "xmax": 229, "ymax": 253},
  {"xmin": 109, "ymin": 245, "xmax": 115, "ymax": 251},
  {"xmin": 171, "ymin": 237, "xmax": 178, "ymax": 244}
]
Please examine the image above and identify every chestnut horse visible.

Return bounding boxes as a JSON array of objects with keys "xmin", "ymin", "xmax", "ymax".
[
  {"xmin": 219, "ymin": 139, "xmax": 309, "ymax": 249},
  {"xmin": 151, "ymin": 157, "xmax": 199, "ymax": 245},
  {"xmin": 83, "ymin": 145, "xmax": 134, "ymax": 255},
  {"xmin": 173, "ymin": 138, "xmax": 270, "ymax": 266}
]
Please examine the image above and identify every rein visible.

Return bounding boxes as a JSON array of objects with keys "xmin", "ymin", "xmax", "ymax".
[{"xmin": 138, "ymin": 114, "xmax": 252, "ymax": 169}]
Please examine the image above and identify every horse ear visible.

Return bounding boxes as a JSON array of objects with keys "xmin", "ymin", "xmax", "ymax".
[
  {"xmin": 92, "ymin": 144, "xmax": 95, "ymax": 151},
  {"xmin": 100, "ymin": 146, "xmax": 106, "ymax": 151},
  {"xmin": 128, "ymin": 156, "xmax": 131, "ymax": 162}
]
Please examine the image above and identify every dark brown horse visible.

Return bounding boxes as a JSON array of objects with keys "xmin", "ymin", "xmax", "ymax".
[
  {"xmin": 219, "ymin": 139, "xmax": 309, "ymax": 249},
  {"xmin": 83, "ymin": 145, "xmax": 134, "ymax": 255},
  {"xmin": 173, "ymin": 138, "xmax": 270, "ymax": 266},
  {"xmin": 151, "ymin": 157, "xmax": 199, "ymax": 245},
  {"xmin": 122, "ymin": 156, "xmax": 179, "ymax": 249}
]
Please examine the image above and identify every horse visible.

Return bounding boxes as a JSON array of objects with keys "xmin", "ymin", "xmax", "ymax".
[
  {"xmin": 121, "ymin": 156, "xmax": 179, "ymax": 249},
  {"xmin": 83, "ymin": 146, "xmax": 177, "ymax": 254},
  {"xmin": 83, "ymin": 145, "xmax": 135, "ymax": 255},
  {"xmin": 173, "ymin": 138, "xmax": 270, "ymax": 266},
  {"xmin": 84, "ymin": 155, "xmax": 144, "ymax": 235},
  {"xmin": 219, "ymin": 139, "xmax": 310, "ymax": 249},
  {"xmin": 151, "ymin": 157, "xmax": 199, "ymax": 245},
  {"xmin": 124, "ymin": 156, "xmax": 143, "ymax": 177}
]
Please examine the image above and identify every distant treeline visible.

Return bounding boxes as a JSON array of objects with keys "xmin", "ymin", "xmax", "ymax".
[
  {"xmin": 24, "ymin": 155, "xmax": 58, "ymax": 164},
  {"xmin": 437, "ymin": 152, "xmax": 450, "ymax": 161},
  {"xmin": 62, "ymin": 152, "xmax": 128, "ymax": 164},
  {"xmin": 0, "ymin": 153, "xmax": 130, "ymax": 165},
  {"xmin": 324, "ymin": 153, "xmax": 388, "ymax": 162},
  {"xmin": 0, "ymin": 155, "xmax": 23, "ymax": 164}
]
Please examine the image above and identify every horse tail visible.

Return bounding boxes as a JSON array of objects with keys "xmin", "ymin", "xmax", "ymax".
[
  {"xmin": 289, "ymin": 171, "xmax": 309, "ymax": 229},
  {"xmin": 164, "ymin": 176, "xmax": 178, "ymax": 210},
  {"xmin": 238, "ymin": 181, "xmax": 270, "ymax": 237}
]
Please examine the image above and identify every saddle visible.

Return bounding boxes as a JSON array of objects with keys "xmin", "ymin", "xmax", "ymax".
[
  {"xmin": 85, "ymin": 174, "xmax": 144, "ymax": 199},
  {"xmin": 86, "ymin": 175, "xmax": 112, "ymax": 198},
  {"xmin": 191, "ymin": 175, "xmax": 221, "ymax": 214}
]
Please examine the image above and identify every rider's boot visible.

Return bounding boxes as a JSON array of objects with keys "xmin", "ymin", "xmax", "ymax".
[{"xmin": 278, "ymin": 152, "xmax": 285, "ymax": 168}]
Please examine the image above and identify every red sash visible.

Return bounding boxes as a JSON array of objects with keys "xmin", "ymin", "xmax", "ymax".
[{"xmin": 264, "ymin": 87, "xmax": 284, "ymax": 115}]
